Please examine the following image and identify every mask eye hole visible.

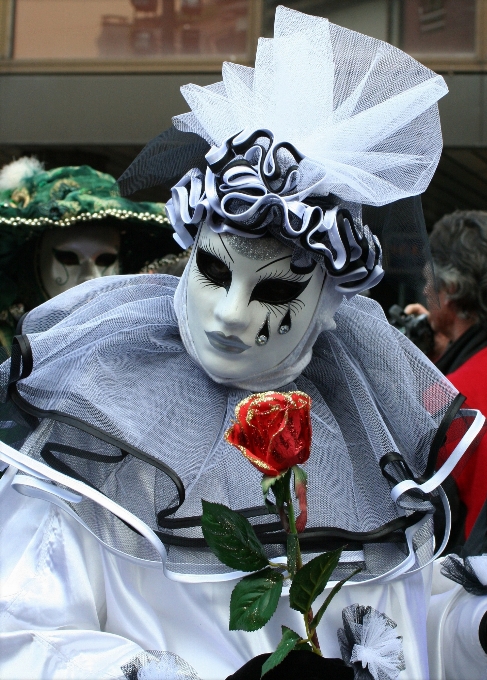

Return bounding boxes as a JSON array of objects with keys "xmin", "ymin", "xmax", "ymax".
[
  {"xmin": 95, "ymin": 253, "xmax": 118, "ymax": 268},
  {"xmin": 53, "ymin": 249, "xmax": 79, "ymax": 266},
  {"xmin": 196, "ymin": 247, "xmax": 232, "ymax": 291},
  {"xmin": 250, "ymin": 277, "xmax": 311, "ymax": 305}
]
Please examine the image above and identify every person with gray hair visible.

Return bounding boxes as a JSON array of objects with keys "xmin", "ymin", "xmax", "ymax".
[
  {"xmin": 406, "ymin": 210, "xmax": 487, "ymax": 546},
  {"xmin": 430, "ymin": 211, "xmax": 487, "ymax": 344}
]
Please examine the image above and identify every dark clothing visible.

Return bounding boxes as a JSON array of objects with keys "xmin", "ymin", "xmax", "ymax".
[
  {"xmin": 436, "ymin": 322, "xmax": 487, "ymax": 374},
  {"xmin": 226, "ymin": 653, "xmax": 353, "ymax": 680}
]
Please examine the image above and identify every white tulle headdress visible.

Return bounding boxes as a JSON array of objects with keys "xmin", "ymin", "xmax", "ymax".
[
  {"xmin": 173, "ymin": 5, "xmax": 446, "ymax": 206},
  {"xmin": 119, "ymin": 5, "xmax": 447, "ymax": 295}
]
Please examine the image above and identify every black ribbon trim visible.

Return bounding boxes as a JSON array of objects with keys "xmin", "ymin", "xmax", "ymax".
[
  {"xmin": 39, "ymin": 443, "xmax": 144, "ymax": 537},
  {"xmin": 211, "ymin": 129, "xmax": 304, "ymax": 193},
  {"xmin": 41, "ymin": 446, "xmax": 106, "ymax": 489},
  {"xmin": 423, "ymin": 392, "xmax": 466, "ymax": 481},
  {"xmin": 155, "ymin": 509, "xmax": 426, "ymax": 552},
  {"xmin": 336, "ymin": 217, "xmax": 381, "ymax": 289},
  {"xmin": 207, "ymin": 131, "xmax": 241, "ymax": 174},
  {"xmin": 479, "ymin": 610, "xmax": 487, "ymax": 655},
  {"xmin": 11, "ymin": 381, "xmax": 429, "ymax": 555},
  {"xmin": 216, "ymin": 198, "xmax": 282, "ymax": 237},
  {"xmin": 9, "ymin": 335, "xmax": 33, "ymax": 386},
  {"xmin": 380, "ymin": 451, "xmax": 419, "ymax": 486},
  {"xmin": 44, "ymin": 441, "xmax": 128, "ymax": 464},
  {"xmin": 157, "ymin": 504, "xmax": 270, "ymax": 528},
  {"xmin": 10, "ymin": 386, "xmax": 185, "ymax": 518},
  {"xmin": 192, "ymin": 131, "xmax": 382, "ymax": 283},
  {"xmin": 15, "ymin": 312, "xmax": 28, "ymax": 336},
  {"xmin": 380, "ymin": 392, "xmax": 468, "ymax": 489}
]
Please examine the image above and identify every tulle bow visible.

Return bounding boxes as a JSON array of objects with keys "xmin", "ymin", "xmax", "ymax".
[{"xmin": 338, "ymin": 604, "xmax": 405, "ymax": 680}]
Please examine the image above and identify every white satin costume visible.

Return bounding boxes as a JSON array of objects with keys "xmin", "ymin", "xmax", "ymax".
[{"xmin": 0, "ymin": 268, "xmax": 485, "ymax": 680}]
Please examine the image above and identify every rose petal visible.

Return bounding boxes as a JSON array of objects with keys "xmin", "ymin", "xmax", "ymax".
[
  {"xmin": 225, "ymin": 391, "xmax": 312, "ymax": 476},
  {"xmin": 240, "ymin": 448, "xmax": 281, "ymax": 476},
  {"xmin": 293, "ymin": 465, "xmax": 308, "ymax": 533}
]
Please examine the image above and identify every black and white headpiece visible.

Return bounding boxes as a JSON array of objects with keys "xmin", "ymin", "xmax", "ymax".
[
  {"xmin": 166, "ymin": 129, "xmax": 383, "ymax": 294},
  {"xmin": 119, "ymin": 5, "xmax": 448, "ymax": 296}
]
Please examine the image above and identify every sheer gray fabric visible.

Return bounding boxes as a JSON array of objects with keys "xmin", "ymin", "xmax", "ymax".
[{"xmin": 1, "ymin": 274, "xmax": 460, "ymax": 577}]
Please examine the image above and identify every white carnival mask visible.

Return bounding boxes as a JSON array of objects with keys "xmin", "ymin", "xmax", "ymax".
[
  {"xmin": 38, "ymin": 223, "xmax": 120, "ymax": 298},
  {"xmin": 186, "ymin": 223, "xmax": 341, "ymax": 383}
]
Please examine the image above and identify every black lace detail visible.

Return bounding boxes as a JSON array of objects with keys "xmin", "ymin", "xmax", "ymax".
[
  {"xmin": 338, "ymin": 604, "xmax": 405, "ymax": 680},
  {"xmin": 441, "ymin": 554, "xmax": 487, "ymax": 596}
]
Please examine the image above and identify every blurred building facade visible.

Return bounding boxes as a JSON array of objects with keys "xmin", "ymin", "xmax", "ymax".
[{"xmin": 0, "ymin": 0, "xmax": 486, "ymax": 304}]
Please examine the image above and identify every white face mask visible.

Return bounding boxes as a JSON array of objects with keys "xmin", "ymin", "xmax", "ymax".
[
  {"xmin": 38, "ymin": 223, "xmax": 120, "ymax": 299},
  {"xmin": 186, "ymin": 223, "xmax": 328, "ymax": 383}
]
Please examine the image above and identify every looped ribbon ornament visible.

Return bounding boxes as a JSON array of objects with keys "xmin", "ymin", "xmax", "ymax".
[{"xmin": 166, "ymin": 128, "xmax": 384, "ymax": 296}]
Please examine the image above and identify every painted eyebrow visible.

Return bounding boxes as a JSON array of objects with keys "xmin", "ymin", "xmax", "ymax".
[
  {"xmin": 198, "ymin": 239, "xmax": 231, "ymax": 268},
  {"xmin": 218, "ymin": 234, "xmax": 234, "ymax": 263},
  {"xmin": 254, "ymin": 255, "xmax": 292, "ymax": 273}
]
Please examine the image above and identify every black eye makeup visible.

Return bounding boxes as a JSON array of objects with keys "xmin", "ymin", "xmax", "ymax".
[
  {"xmin": 249, "ymin": 276, "xmax": 311, "ymax": 305},
  {"xmin": 196, "ymin": 246, "xmax": 232, "ymax": 291},
  {"xmin": 95, "ymin": 253, "xmax": 118, "ymax": 268},
  {"xmin": 195, "ymin": 242, "xmax": 312, "ymax": 308},
  {"xmin": 53, "ymin": 249, "xmax": 79, "ymax": 266}
]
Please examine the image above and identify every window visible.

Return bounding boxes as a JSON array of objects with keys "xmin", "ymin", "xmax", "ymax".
[
  {"xmin": 397, "ymin": 0, "xmax": 481, "ymax": 67},
  {"xmin": 266, "ymin": 0, "xmax": 487, "ymax": 73},
  {"xmin": 0, "ymin": 0, "xmax": 486, "ymax": 73},
  {"xmin": 0, "ymin": 0, "xmax": 261, "ymax": 71}
]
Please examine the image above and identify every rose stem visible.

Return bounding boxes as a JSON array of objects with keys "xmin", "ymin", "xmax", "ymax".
[
  {"xmin": 286, "ymin": 474, "xmax": 321, "ymax": 655},
  {"xmin": 286, "ymin": 492, "xmax": 302, "ymax": 570}
]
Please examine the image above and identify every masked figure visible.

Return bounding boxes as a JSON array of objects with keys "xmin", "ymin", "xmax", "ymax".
[
  {"xmin": 0, "ymin": 8, "xmax": 486, "ymax": 680},
  {"xmin": 0, "ymin": 160, "xmax": 177, "ymax": 351}
]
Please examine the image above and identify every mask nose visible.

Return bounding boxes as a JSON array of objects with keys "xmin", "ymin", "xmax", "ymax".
[
  {"xmin": 213, "ymin": 283, "xmax": 250, "ymax": 332},
  {"xmin": 78, "ymin": 259, "xmax": 100, "ymax": 283}
]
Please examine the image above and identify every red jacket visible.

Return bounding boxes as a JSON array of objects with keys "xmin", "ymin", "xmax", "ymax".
[{"xmin": 447, "ymin": 346, "xmax": 487, "ymax": 536}]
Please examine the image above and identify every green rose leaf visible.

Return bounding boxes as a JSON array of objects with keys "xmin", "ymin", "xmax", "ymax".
[
  {"xmin": 261, "ymin": 469, "xmax": 290, "ymax": 507},
  {"xmin": 201, "ymin": 500, "xmax": 269, "ymax": 571},
  {"xmin": 289, "ymin": 548, "xmax": 342, "ymax": 614},
  {"xmin": 261, "ymin": 626, "xmax": 301, "ymax": 677},
  {"xmin": 229, "ymin": 567, "xmax": 283, "ymax": 632},
  {"xmin": 310, "ymin": 567, "xmax": 362, "ymax": 631},
  {"xmin": 272, "ymin": 469, "xmax": 291, "ymax": 508}
]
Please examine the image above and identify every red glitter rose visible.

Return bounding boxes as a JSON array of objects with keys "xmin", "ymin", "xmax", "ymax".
[{"xmin": 225, "ymin": 391, "xmax": 312, "ymax": 477}]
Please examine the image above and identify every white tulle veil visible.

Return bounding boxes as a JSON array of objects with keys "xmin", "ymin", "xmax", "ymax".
[{"xmin": 173, "ymin": 5, "xmax": 447, "ymax": 207}]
